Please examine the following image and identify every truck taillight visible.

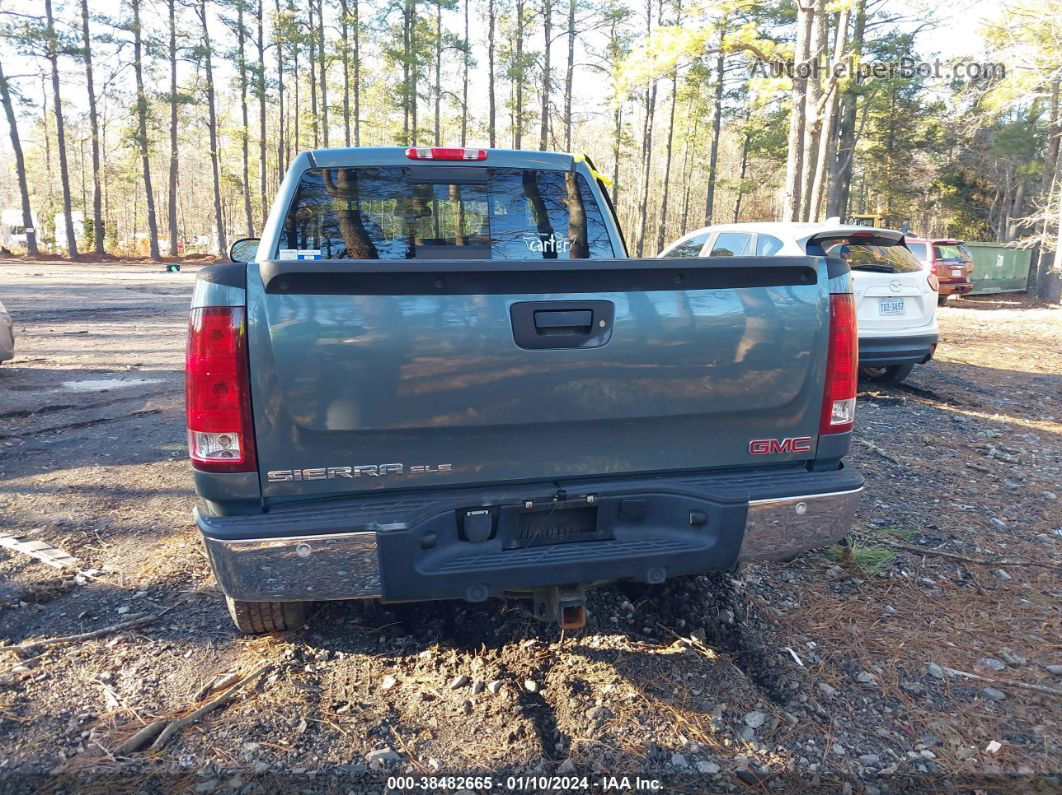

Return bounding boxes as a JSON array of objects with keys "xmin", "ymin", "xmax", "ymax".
[
  {"xmin": 405, "ymin": 146, "xmax": 487, "ymax": 161},
  {"xmin": 820, "ymin": 293, "xmax": 858, "ymax": 435},
  {"xmin": 185, "ymin": 306, "xmax": 257, "ymax": 472}
]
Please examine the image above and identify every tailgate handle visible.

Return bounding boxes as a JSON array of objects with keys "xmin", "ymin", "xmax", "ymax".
[
  {"xmin": 510, "ymin": 300, "xmax": 615, "ymax": 350},
  {"xmin": 534, "ymin": 309, "xmax": 592, "ymax": 334}
]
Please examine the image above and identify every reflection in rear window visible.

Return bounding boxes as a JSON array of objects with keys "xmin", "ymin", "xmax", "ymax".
[
  {"xmin": 814, "ymin": 236, "xmax": 923, "ymax": 273},
  {"xmin": 934, "ymin": 244, "xmax": 970, "ymax": 261},
  {"xmin": 276, "ymin": 166, "xmax": 615, "ymax": 260}
]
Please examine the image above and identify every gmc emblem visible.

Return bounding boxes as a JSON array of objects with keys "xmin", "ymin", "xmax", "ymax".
[{"xmin": 748, "ymin": 436, "xmax": 813, "ymax": 455}]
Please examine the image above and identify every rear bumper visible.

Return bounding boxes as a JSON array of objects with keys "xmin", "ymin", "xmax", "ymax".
[
  {"xmin": 858, "ymin": 333, "xmax": 938, "ymax": 366},
  {"xmin": 198, "ymin": 466, "xmax": 863, "ymax": 603},
  {"xmin": 939, "ymin": 281, "xmax": 973, "ymax": 296}
]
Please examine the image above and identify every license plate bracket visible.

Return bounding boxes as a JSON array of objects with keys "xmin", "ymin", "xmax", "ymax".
[{"xmin": 501, "ymin": 504, "xmax": 609, "ymax": 550}]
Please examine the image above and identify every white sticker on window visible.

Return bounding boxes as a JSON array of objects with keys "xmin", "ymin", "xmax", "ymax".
[
  {"xmin": 523, "ymin": 233, "xmax": 574, "ymax": 255},
  {"xmin": 297, "ymin": 249, "xmax": 322, "ymax": 260},
  {"xmin": 278, "ymin": 248, "xmax": 299, "ymax": 259}
]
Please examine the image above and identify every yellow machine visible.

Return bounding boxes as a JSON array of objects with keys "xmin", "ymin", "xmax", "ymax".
[{"xmin": 847, "ymin": 213, "xmax": 886, "ymax": 228}]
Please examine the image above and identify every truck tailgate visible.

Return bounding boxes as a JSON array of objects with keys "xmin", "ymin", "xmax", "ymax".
[{"xmin": 248, "ymin": 256, "xmax": 827, "ymax": 500}]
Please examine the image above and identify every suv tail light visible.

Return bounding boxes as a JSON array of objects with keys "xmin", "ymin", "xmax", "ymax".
[
  {"xmin": 405, "ymin": 147, "xmax": 487, "ymax": 161},
  {"xmin": 928, "ymin": 272, "xmax": 940, "ymax": 291},
  {"xmin": 185, "ymin": 306, "xmax": 257, "ymax": 472},
  {"xmin": 820, "ymin": 293, "xmax": 858, "ymax": 435}
]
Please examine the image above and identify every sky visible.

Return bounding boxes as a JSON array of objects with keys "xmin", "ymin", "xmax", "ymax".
[{"xmin": 899, "ymin": 0, "xmax": 995, "ymax": 63}]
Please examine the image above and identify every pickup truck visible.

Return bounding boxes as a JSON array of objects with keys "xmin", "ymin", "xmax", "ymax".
[{"xmin": 186, "ymin": 146, "xmax": 864, "ymax": 634}]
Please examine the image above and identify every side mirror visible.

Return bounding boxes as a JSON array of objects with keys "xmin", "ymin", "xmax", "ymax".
[{"xmin": 229, "ymin": 238, "xmax": 260, "ymax": 263}]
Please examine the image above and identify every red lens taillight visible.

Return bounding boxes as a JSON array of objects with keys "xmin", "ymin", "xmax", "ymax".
[
  {"xmin": 820, "ymin": 293, "xmax": 858, "ymax": 435},
  {"xmin": 185, "ymin": 306, "xmax": 257, "ymax": 472},
  {"xmin": 405, "ymin": 147, "xmax": 487, "ymax": 161},
  {"xmin": 928, "ymin": 272, "xmax": 940, "ymax": 291}
]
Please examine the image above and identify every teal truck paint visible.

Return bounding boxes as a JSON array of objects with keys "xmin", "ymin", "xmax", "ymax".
[{"xmin": 186, "ymin": 146, "xmax": 863, "ymax": 633}]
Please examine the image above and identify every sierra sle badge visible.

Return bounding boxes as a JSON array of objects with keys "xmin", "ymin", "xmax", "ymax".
[{"xmin": 267, "ymin": 463, "xmax": 453, "ymax": 482}]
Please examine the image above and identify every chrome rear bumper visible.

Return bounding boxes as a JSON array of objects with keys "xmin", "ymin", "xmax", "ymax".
[
  {"xmin": 199, "ymin": 481, "xmax": 862, "ymax": 603},
  {"xmin": 739, "ymin": 488, "xmax": 862, "ymax": 561}
]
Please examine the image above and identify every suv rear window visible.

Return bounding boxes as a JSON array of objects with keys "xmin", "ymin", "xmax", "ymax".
[
  {"xmin": 809, "ymin": 235, "xmax": 922, "ymax": 273},
  {"xmin": 934, "ymin": 243, "xmax": 971, "ymax": 261},
  {"xmin": 277, "ymin": 166, "xmax": 615, "ymax": 260}
]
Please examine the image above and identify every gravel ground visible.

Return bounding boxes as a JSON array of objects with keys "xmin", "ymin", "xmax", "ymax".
[{"xmin": 0, "ymin": 261, "xmax": 1059, "ymax": 792}]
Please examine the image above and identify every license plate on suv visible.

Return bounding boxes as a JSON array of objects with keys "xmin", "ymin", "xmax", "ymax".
[
  {"xmin": 951, "ymin": 268, "xmax": 964, "ymax": 278},
  {"xmin": 879, "ymin": 298, "xmax": 905, "ymax": 315}
]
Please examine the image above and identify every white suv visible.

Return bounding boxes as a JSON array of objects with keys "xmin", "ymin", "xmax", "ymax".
[{"xmin": 659, "ymin": 221, "xmax": 939, "ymax": 384}]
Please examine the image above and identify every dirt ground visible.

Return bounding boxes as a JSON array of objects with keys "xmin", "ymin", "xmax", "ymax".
[{"xmin": 0, "ymin": 260, "xmax": 1059, "ymax": 793}]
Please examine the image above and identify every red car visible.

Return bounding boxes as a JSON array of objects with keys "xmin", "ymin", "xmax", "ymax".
[{"xmin": 905, "ymin": 238, "xmax": 974, "ymax": 305}]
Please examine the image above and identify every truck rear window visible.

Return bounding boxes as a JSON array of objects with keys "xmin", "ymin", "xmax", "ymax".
[{"xmin": 277, "ymin": 166, "xmax": 615, "ymax": 260}]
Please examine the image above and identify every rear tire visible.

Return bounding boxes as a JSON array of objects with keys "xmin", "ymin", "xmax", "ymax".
[
  {"xmin": 225, "ymin": 596, "xmax": 308, "ymax": 634},
  {"xmin": 937, "ymin": 295, "xmax": 948, "ymax": 307},
  {"xmin": 859, "ymin": 363, "xmax": 915, "ymax": 385}
]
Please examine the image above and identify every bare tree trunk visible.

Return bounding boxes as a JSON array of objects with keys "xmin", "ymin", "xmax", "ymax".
[
  {"xmin": 165, "ymin": 0, "xmax": 180, "ymax": 255},
  {"xmin": 257, "ymin": 0, "xmax": 268, "ymax": 226},
  {"xmin": 703, "ymin": 19, "xmax": 726, "ymax": 226},
  {"xmin": 1028, "ymin": 75, "xmax": 1060, "ymax": 294},
  {"xmin": 0, "ymin": 61, "xmax": 38, "ymax": 255},
  {"xmin": 1006, "ymin": 178, "xmax": 1026, "ymax": 241},
  {"xmin": 434, "ymin": 0, "xmax": 442, "ymax": 145},
  {"xmin": 237, "ymin": 1, "xmax": 254, "ymax": 236},
  {"xmin": 995, "ymin": 171, "xmax": 1011, "ymax": 242},
  {"xmin": 275, "ymin": 0, "xmax": 286, "ymax": 178},
  {"xmin": 488, "ymin": 0, "xmax": 497, "ymax": 147},
  {"xmin": 353, "ymin": 0, "xmax": 360, "ymax": 145},
  {"xmin": 341, "ymin": 0, "xmax": 351, "ymax": 145},
  {"xmin": 809, "ymin": 8, "xmax": 848, "ymax": 222},
  {"xmin": 514, "ymin": 0, "xmax": 525, "ymax": 148},
  {"xmin": 782, "ymin": 0, "xmax": 813, "ymax": 222},
  {"xmin": 199, "ymin": 0, "xmax": 227, "ymax": 256},
  {"xmin": 540, "ymin": 0, "xmax": 551, "ymax": 150},
  {"xmin": 409, "ymin": 0, "xmax": 418, "ymax": 145},
  {"xmin": 1047, "ymin": 179, "xmax": 1062, "ymax": 302},
  {"xmin": 461, "ymin": 0, "xmax": 469, "ymax": 145},
  {"xmin": 799, "ymin": 0, "xmax": 826, "ymax": 222},
  {"xmin": 308, "ymin": 0, "xmax": 318, "ymax": 147},
  {"xmin": 79, "ymin": 0, "xmax": 105, "ymax": 254},
  {"xmin": 403, "ymin": 0, "xmax": 411, "ymax": 144},
  {"xmin": 131, "ymin": 0, "xmax": 159, "ymax": 259},
  {"xmin": 655, "ymin": 69, "xmax": 678, "ymax": 254},
  {"xmin": 564, "ymin": 0, "xmax": 576, "ymax": 151},
  {"xmin": 680, "ymin": 113, "xmax": 699, "ymax": 231},
  {"xmin": 826, "ymin": 0, "xmax": 864, "ymax": 219},
  {"xmin": 317, "ymin": 0, "xmax": 328, "ymax": 147},
  {"xmin": 611, "ymin": 103, "xmax": 622, "ymax": 206},
  {"xmin": 294, "ymin": 42, "xmax": 300, "ymax": 154},
  {"xmin": 45, "ymin": 0, "xmax": 79, "ymax": 258},
  {"xmin": 634, "ymin": 0, "xmax": 659, "ymax": 256},
  {"xmin": 733, "ymin": 124, "xmax": 751, "ymax": 222}
]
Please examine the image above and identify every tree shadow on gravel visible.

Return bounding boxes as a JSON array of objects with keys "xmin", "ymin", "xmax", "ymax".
[{"xmin": 288, "ymin": 572, "xmax": 800, "ymax": 771}]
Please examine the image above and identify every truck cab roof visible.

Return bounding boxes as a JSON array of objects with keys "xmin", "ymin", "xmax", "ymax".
[{"xmin": 306, "ymin": 146, "xmax": 580, "ymax": 171}]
